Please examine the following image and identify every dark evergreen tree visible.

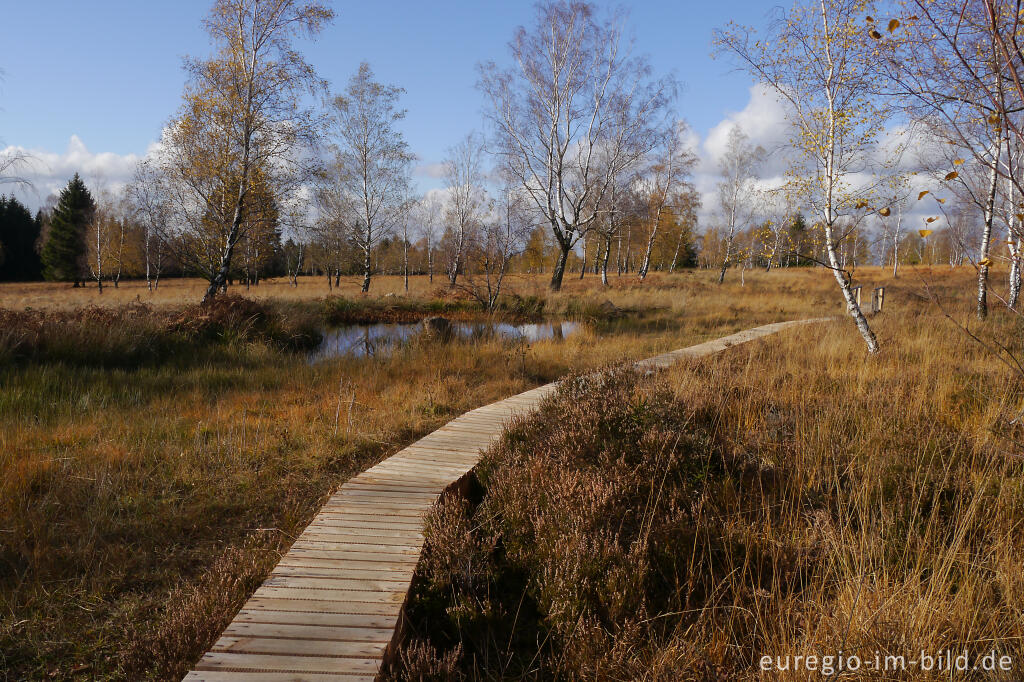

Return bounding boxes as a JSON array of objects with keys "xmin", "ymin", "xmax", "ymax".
[
  {"xmin": 0, "ymin": 196, "xmax": 44, "ymax": 281},
  {"xmin": 788, "ymin": 213, "xmax": 812, "ymax": 266},
  {"xmin": 41, "ymin": 174, "xmax": 94, "ymax": 285}
]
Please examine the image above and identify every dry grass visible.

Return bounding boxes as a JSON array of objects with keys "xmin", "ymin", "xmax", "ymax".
[
  {"xmin": 1, "ymin": 265, "xmax": 1002, "ymax": 680},
  {"xmin": 392, "ymin": 266, "xmax": 1024, "ymax": 681},
  {"xmin": 0, "ymin": 276, "xmax": 435, "ymax": 311}
]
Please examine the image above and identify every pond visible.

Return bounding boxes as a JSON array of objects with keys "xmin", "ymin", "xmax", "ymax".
[{"xmin": 308, "ymin": 320, "xmax": 581, "ymax": 362}]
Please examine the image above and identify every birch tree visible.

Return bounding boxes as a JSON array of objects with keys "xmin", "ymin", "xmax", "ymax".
[
  {"xmin": 592, "ymin": 172, "xmax": 628, "ymax": 286},
  {"xmin": 716, "ymin": 0, "xmax": 884, "ymax": 352},
  {"xmin": 156, "ymin": 0, "xmax": 331, "ymax": 303},
  {"xmin": 715, "ymin": 125, "xmax": 764, "ymax": 284},
  {"xmin": 324, "ymin": 62, "xmax": 413, "ymax": 292},
  {"xmin": 877, "ymin": 173, "xmax": 912, "ymax": 278},
  {"xmin": 442, "ymin": 133, "xmax": 485, "ymax": 287},
  {"xmin": 669, "ymin": 188, "xmax": 700, "ymax": 272},
  {"xmin": 479, "ymin": 0, "xmax": 674, "ymax": 291},
  {"xmin": 880, "ymin": 1, "xmax": 1014, "ymax": 318},
  {"xmin": 466, "ymin": 178, "xmax": 527, "ymax": 310},
  {"xmin": 637, "ymin": 121, "xmax": 697, "ymax": 280},
  {"xmin": 127, "ymin": 160, "xmax": 170, "ymax": 291},
  {"xmin": 417, "ymin": 193, "xmax": 442, "ymax": 283},
  {"xmin": 999, "ymin": 139, "xmax": 1024, "ymax": 306}
]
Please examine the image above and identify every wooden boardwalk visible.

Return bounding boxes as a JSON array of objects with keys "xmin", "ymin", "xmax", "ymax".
[{"xmin": 184, "ymin": 318, "xmax": 827, "ymax": 682}]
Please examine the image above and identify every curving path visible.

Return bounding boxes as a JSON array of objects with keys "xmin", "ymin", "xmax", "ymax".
[{"xmin": 183, "ymin": 318, "xmax": 829, "ymax": 682}]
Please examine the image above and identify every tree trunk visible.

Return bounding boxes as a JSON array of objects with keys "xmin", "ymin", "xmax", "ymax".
[
  {"xmin": 145, "ymin": 231, "xmax": 153, "ymax": 292},
  {"xmin": 892, "ymin": 233, "xmax": 899, "ymax": 278},
  {"xmin": 1008, "ymin": 243, "xmax": 1020, "ymax": 308},
  {"xmin": 670, "ymin": 226, "xmax": 685, "ymax": 273},
  {"xmin": 403, "ymin": 241, "xmax": 409, "ymax": 292},
  {"xmin": 114, "ymin": 218, "xmax": 124, "ymax": 288},
  {"xmin": 638, "ymin": 206, "xmax": 664, "ymax": 280},
  {"xmin": 203, "ymin": 169, "xmax": 249, "ymax": 304},
  {"xmin": 615, "ymin": 231, "xmax": 623, "ymax": 276},
  {"xmin": 579, "ymin": 234, "xmax": 587, "ymax": 279},
  {"xmin": 826, "ymin": 223, "xmax": 879, "ymax": 353},
  {"xmin": 550, "ymin": 242, "xmax": 570, "ymax": 291},
  {"xmin": 766, "ymin": 232, "xmax": 781, "ymax": 272},
  {"xmin": 623, "ymin": 222, "xmax": 634, "ymax": 274},
  {"xmin": 361, "ymin": 243, "xmax": 372, "ymax": 292},
  {"xmin": 718, "ymin": 228, "xmax": 735, "ymax": 285},
  {"xmin": 600, "ymin": 236, "xmax": 612, "ymax": 286},
  {"xmin": 977, "ymin": 146, "xmax": 1000, "ymax": 319}
]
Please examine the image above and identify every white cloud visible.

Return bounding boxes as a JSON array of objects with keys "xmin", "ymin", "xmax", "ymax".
[
  {"xmin": 687, "ymin": 84, "xmax": 959, "ymax": 233},
  {"xmin": 702, "ymin": 84, "xmax": 792, "ymax": 171},
  {"xmin": 0, "ymin": 135, "xmax": 148, "ymax": 210},
  {"xmin": 414, "ymin": 162, "xmax": 447, "ymax": 179}
]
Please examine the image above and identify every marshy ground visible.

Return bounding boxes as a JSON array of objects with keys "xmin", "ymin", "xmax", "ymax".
[{"xmin": 2, "ymin": 267, "xmax": 1020, "ymax": 680}]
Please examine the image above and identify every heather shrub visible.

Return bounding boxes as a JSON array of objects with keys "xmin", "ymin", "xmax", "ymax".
[
  {"xmin": 392, "ymin": 366, "xmax": 754, "ymax": 680},
  {"xmin": 0, "ymin": 296, "xmax": 320, "ymax": 366}
]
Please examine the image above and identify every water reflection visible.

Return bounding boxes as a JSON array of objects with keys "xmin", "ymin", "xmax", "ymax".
[{"xmin": 309, "ymin": 320, "xmax": 580, "ymax": 362}]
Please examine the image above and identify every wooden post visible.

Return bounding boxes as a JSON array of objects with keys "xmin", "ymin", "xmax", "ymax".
[
  {"xmin": 851, "ymin": 285, "xmax": 862, "ymax": 307},
  {"xmin": 871, "ymin": 286, "xmax": 885, "ymax": 314}
]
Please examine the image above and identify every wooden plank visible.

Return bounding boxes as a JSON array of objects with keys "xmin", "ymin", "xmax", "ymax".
[
  {"xmin": 301, "ymin": 518, "xmax": 421, "ymax": 532},
  {"xmin": 253, "ymin": 586, "xmax": 406, "ymax": 604},
  {"xmin": 211, "ymin": 635, "xmax": 388, "ymax": 658},
  {"xmin": 305, "ymin": 518, "xmax": 425, "ymax": 531},
  {"xmin": 321, "ymin": 498, "xmax": 433, "ymax": 511},
  {"xmin": 222, "ymin": 622, "xmax": 395, "ymax": 643},
  {"xmin": 320, "ymin": 496, "xmax": 432, "ymax": 508},
  {"xmin": 312, "ymin": 507, "xmax": 425, "ymax": 521},
  {"xmin": 335, "ymin": 482, "xmax": 444, "ymax": 495},
  {"xmin": 365, "ymin": 460, "xmax": 469, "ymax": 474},
  {"xmin": 246, "ymin": 597, "xmax": 403, "ymax": 616},
  {"xmin": 263, "ymin": 576, "xmax": 410, "ymax": 592},
  {"xmin": 299, "ymin": 516, "xmax": 423, "ymax": 529},
  {"xmin": 302, "ymin": 524, "xmax": 424, "ymax": 540},
  {"xmin": 298, "ymin": 531, "xmax": 422, "ymax": 546},
  {"xmin": 275, "ymin": 556, "xmax": 417, "ymax": 573},
  {"xmin": 311, "ymin": 512, "xmax": 427, "ymax": 526},
  {"xmin": 293, "ymin": 539, "xmax": 421, "ymax": 554},
  {"xmin": 195, "ymin": 652, "xmax": 380, "ymax": 675},
  {"xmin": 328, "ymin": 488, "xmax": 438, "ymax": 501},
  {"xmin": 346, "ymin": 475, "xmax": 452, "ymax": 489},
  {"xmin": 271, "ymin": 566, "xmax": 415, "ymax": 582},
  {"xmin": 285, "ymin": 548, "xmax": 419, "ymax": 563},
  {"xmin": 364, "ymin": 459, "xmax": 469, "ymax": 472},
  {"xmin": 185, "ymin": 673, "xmax": 374, "ymax": 682},
  {"xmin": 232, "ymin": 609, "xmax": 398, "ymax": 630}
]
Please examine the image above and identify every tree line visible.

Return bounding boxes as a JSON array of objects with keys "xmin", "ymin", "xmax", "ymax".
[{"xmin": 3, "ymin": 0, "xmax": 1021, "ymax": 353}]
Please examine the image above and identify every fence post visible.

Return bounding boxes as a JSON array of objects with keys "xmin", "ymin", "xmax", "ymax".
[
  {"xmin": 851, "ymin": 285, "xmax": 862, "ymax": 307},
  {"xmin": 871, "ymin": 287, "xmax": 885, "ymax": 314}
]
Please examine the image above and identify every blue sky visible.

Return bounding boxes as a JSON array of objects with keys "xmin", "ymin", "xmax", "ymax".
[{"xmin": 0, "ymin": 0, "xmax": 783, "ymax": 209}]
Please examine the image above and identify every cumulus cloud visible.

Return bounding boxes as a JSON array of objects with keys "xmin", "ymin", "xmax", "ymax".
[
  {"xmin": 685, "ymin": 84, "xmax": 957, "ymax": 232},
  {"xmin": 0, "ymin": 135, "xmax": 150, "ymax": 210},
  {"xmin": 702, "ymin": 84, "xmax": 792, "ymax": 171}
]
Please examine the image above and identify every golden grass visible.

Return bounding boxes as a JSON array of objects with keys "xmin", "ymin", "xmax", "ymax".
[{"xmin": 0, "ymin": 265, "xmax": 1006, "ymax": 680}]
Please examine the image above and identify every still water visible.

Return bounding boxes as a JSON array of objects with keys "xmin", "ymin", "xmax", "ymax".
[{"xmin": 309, "ymin": 320, "xmax": 581, "ymax": 362}]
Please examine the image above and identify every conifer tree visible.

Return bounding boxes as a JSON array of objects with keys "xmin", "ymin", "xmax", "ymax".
[
  {"xmin": 41, "ymin": 173, "xmax": 94, "ymax": 285},
  {"xmin": 0, "ymin": 195, "xmax": 43, "ymax": 281}
]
